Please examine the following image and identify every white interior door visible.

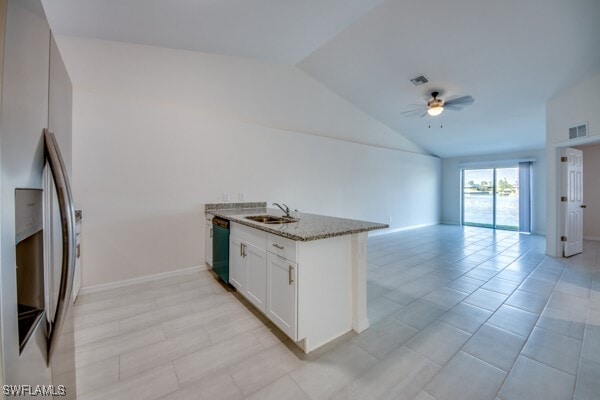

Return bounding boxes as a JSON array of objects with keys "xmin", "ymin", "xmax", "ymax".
[{"xmin": 563, "ymin": 147, "xmax": 584, "ymax": 257}]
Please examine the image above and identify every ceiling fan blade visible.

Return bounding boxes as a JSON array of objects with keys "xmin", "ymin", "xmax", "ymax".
[
  {"xmin": 444, "ymin": 95, "xmax": 474, "ymax": 106},
  {"xmin": 444, "ymin": 105, "xmax": 465, "ymax": 111},
  {"xmin": 401, "ymin": 108, "xmax": 427, "ymax": 116},
  {"xmin": 418, "ymin": 111, "xmax": 428, "ymax": 118}
]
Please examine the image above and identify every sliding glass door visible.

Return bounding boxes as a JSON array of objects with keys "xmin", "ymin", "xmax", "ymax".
[
  {"xmin": 463, "ymin": 169, "xmax": 495, "ymax": 228},
  {"xmin": 462, "ymin": 166, "xmax": 522, "ymax": 231},
  {"xmin": 494, "ymin": 167, "xmax": 519, "ymax": 230}
]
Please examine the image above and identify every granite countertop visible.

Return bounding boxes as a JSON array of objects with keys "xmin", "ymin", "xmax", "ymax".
[{"xmin": 206, "ymin": 204, "xmax": 388, "ymax": 242}]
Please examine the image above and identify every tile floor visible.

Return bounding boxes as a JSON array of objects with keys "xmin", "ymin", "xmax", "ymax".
[{"xmin": 72, "ymin": 225, "xmax": 600, "ymax": 400}]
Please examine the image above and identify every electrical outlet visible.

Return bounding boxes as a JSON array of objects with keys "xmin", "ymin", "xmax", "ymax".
[
  {"xmin": 222, "ymin": 193, "xmax": 229, "ymax": 202},
  {"xmin": 239, "ymin": 192, "xmax": 245, "ymax": 201}
]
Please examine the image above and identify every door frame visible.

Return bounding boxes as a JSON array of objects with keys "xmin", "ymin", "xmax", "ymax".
[{"xmin": 549, "ymin": 135, "xmax": 600, "ymax": 257}]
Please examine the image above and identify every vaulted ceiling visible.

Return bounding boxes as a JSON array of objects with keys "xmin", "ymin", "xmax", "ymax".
[{"xmin": 42, "ymin": 0, "xmax": 600, "ymax": 158}]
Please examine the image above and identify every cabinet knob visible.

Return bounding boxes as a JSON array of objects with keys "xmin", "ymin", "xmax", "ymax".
[
  {"xmin": 273, "ymin": 243, "xmax": 284, "ymax": 250},
  {"xmin": 288, "ymin": 265, "xmax": 294, "ymax": 285}
]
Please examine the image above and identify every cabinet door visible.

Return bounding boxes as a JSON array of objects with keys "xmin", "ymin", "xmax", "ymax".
[
  {"xmin": 0, "ymin": 0, "xmax": 53, "ymax": 387},
  {"xmin": 229, "ymin": 235, "xmax": 246, "ymax": 291},
  {"xmin": 245, "ymin": 243, "xmax": 267, "ymax": 313},
  {"xmin": 205, "ymin": 221, "xmax": 213, "ymax": 266},
  {"xmin": 267, "ymin": 253, "xmax": 297, "ymax": 340}
]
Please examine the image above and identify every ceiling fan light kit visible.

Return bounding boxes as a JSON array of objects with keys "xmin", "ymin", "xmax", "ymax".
[
  {"xmin": 427, "ymin": 106, "xmax": 444, "ymax": 116},
  {"xmin": 426, "ymin": 91, "xmax": 445, "ymax": 116}
]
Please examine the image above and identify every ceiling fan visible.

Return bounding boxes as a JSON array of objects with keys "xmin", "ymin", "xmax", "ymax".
[{"xmin": 401, "ymin": 91, "xmax": 474, "ymax": 118}]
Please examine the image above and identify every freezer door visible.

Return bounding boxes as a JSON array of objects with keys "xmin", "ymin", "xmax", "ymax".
[{"xmin": 0, "ymin": 0, "xmax": 52, "ymax": 388}]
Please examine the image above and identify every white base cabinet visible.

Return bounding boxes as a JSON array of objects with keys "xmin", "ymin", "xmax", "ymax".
[
  {"xmin": 267, "ymin": 253, "xmax": 297, "ymax": 340},
  {"xmin": 229, "ymin": 223, "xmax": 268, "ymax": 313},
  {"xmin": 229, "ymin": 235, "xmax": 245, "ymax": 291},
  {"xmin": 72, "ymin": 220, "xmax": 82, "ymax": 300},
  {"xmin": 245, "ymin": 243, "xmax": 267, "ymax": 313},
  {"xmin": 205, "ymin": 213, "xmax": 213, "ymax": 267},
  {"xmin": 228, "ymin": 221, "xmax": 367, "ymax": 354}
]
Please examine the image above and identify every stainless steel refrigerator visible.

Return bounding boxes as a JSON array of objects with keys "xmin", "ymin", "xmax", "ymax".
[{"xmin": 0, "ymin": 0, "xmax": 77, "ymax": 397}]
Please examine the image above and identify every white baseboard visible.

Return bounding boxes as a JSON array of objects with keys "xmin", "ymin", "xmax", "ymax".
[
  {"xmin": 440, "ymin": 222, "xmax": 546, "ymax": 236},
  {"xmin": 584, "ymin": 236, "xmax": 600, "ymax": 241},
  {"xmin": 79, "ymin": 264, "xmax": 206, "ymax": 295},
  {"xmin": 368, "ymin": 223, "xmax": 438, "ymax": 237}
]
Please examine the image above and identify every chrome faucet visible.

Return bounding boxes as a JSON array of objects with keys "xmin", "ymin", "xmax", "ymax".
[{"xmin": 273, "ymin": 203, "xmax": 291, "ymax": 218}]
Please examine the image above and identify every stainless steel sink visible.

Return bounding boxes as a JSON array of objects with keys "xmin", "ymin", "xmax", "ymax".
[{"xmin": 245, "ymin": 215, "xmax": 298, "ymax": 224}]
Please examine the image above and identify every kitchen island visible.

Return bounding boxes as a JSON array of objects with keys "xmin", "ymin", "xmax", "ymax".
[{"xmin": 206, "ymin": 203, "xmax": 388, "ymax": 353}]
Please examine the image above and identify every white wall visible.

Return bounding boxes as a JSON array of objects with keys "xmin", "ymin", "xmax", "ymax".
[
  {"xmin": 57, "ymin": 36, "xmax": 441, "ymax": 287},
  {"xmin": 574, "ymin": 144, "xmax": 600, "ymax": 239},
  {"xmin": 546, "ymin": 72, "xmax": 600, "ymax": 256},
  {"xmin": 441, "ymin": 149, "xmax": 546, "ymax": 235},
  {"xmin": 59, "ymin": 36, "xmax": 426, "ymax": 156},
  {"xmin": 49, "ymin": 36, "xmax": 72, "ymax": 177}
]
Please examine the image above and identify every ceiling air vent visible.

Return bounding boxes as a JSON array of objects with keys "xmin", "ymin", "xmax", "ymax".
[
  {"xmin": 410, "ymin": 75, "xmax": 428, "ymax": 86},
  {"xmin": 568, "ymin": 123, "xmax": 588, "ymax": 140}
]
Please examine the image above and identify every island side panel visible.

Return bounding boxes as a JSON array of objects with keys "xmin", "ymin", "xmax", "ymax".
[
  {"xmin": 351, "ymin": 232, "xmax": 369, "ymax": 333},
  {"xmin": 297, "ymin": 235, "xmax": 352, "ymax": 353}
]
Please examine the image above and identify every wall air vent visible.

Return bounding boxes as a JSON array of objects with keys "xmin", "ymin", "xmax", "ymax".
[
  {"xmin": 568, "ymin": 123, "xmax": 588, "ymax": 140},
  {"xmin": 410, "ymin": 75, "xmax": 428, "ymax": 86}
]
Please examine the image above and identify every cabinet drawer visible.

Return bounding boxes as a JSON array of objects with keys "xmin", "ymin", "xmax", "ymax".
[
  {"xmin": 267, "ymin": 233, "xmax": 297, "ymax": 263},
  {"xmin": 231, "ymin": 222, "xmax": 267, "ymax": 250}
]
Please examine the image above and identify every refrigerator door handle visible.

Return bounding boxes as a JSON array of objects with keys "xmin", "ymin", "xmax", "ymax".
[{"xmin": 43, "ymin": 129, "xmax": 76, "ymax": 365}]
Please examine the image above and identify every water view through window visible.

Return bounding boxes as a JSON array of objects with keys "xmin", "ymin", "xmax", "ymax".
[{"xmin": 463, "ymin": 167, "xmax": 519, "ymax": 230}]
